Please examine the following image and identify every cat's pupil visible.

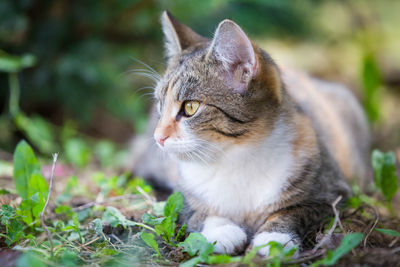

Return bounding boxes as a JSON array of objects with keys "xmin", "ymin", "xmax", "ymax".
[{"xmin": 183, "ymin": 100, "xmax": 199, "ymax": 117}]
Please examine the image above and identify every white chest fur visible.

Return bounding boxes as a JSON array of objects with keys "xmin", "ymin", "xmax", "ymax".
[{"xmin": 178, "ymin": 121, "xmax": 294, "ymax": 217}]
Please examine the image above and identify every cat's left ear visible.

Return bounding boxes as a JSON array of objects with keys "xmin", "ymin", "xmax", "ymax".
[
  {"xmin": 207, "ymin": 20, "xmax": 257, "ymax": 93},
  {"xmin": 161, "ymin": 11, "xmax": 208, "ymax": 60}
]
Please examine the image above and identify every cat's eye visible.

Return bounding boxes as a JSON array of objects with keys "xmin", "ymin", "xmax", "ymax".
[{"xmin": 183, "ymin": 100, "xmax": 200, "ymax": 117}]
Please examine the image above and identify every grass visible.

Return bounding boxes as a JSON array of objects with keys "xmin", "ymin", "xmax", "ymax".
[{"xmin": 0, "ymin": 140, "xmax": 399, "ymax": 267}]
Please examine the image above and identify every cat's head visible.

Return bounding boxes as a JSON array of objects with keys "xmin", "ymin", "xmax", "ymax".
[{"xmin": 153, "ymin": 11, "xmax": 286, "ymax": 162}]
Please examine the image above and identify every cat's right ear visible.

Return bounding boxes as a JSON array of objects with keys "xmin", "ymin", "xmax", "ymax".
[
  {"xmin": 206, "ymin": 20, "xmax": 257, "ymax": 94},
  {"xmin": 161, "ymin": 11, "xmax": 207, "ymax": 60}
]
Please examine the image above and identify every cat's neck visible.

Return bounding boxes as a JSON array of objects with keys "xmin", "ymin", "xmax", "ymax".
[{"xmin": 177, "ymin": 115, "xmax": 297, "ymax": 216}]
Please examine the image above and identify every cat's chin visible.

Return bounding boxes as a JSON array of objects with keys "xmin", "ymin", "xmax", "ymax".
[
  {"xmin": 166, "ymin": 150, "xmax": 211, "ymax": 163},
  {"xmin": 168, "ymin": 151, "xmax": 199, "ymax": 162}
]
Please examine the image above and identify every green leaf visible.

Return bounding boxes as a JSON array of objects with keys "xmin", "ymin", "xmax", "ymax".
[
  {"xmin": 361, "ymin": 52, "xmax": 381, "ymax": 122},
  {"xmin": 13, "ymin": 140, "xmax": 40, "ymax": 200},
  {"xmin": 6, "ymin": 218, "xmax": 24, "ymax": 245},
  {"xmin": 375, "ymin": 228, "xmax": 400, "ymax": 237},
  {"xmin": 175, "ymin": 223, "xmax": 187, "ymax": 241},
  {"xmin": 155, "ymin": 216, "xmax": 175, "ymax": 243},
  {"xmin": 164, "ymin": 191, "xmax": 184, "ymax": 222},
  {"xmin": 64, "ymin": 138, "xmax": 91, "ymax": 168},
  {"xmin": 141, "ymin": 232, "xmax": 161, "ymax": 257},
  {"xmin": 126, "ymin": 177, "xmax": 153, "ymax": 194},
  {"xmin": 0, "ymin": 205, "xmax": 25, "ymax": 246},
  {"xmin": 12, "ymin": 141, "xmax": 48, "ymax": 225},
  {"xmin": 326, "ymin": 233, "xmax": 363, "ymax": 264},
  {"xmin": 0, "ymin": 204, "xmax": 15, "ymax": 225},
  {"xmin": 16, "ymin": 252, "xmax": 46, "ymax": 267},
  {"xmin": 94, "ymin": 140, "xmax": 115, "ymax": 167},
  {"xmin": 242, "ymin": 244, "xmax": 267, "ymax": 264},
  {"xmin": 0, "ymin": 51, "xmax": 36, "ymax": 73},
  {"xmin": 102, "ymin": 206, "xmax": 135, "ymax": 228},
  {"xmin": 180, "ymin": 256, "xmax": 201, "ymax": 267},
  {"xmin": 179, "ymin": 232, "xmax": 214, "ymax": 261},
  {"xmin": 0, "ymin": 188, "xmax": 12, "ymax": 195},
  {"xmin": 142, "ymin": 213, "xmax": 164, "ymax": 226},
  {"xmin": 207, "ymin": 254, "xmax": 241, "ymax": 265},
  {"xmin": 18, "ymin": 199, "xmax": 35, "ymax": 225},
  {"xmin": 91, "ymin": 218, "xmax": 104, "ymax": 236},
  {"xmin": 14, "ymin": 114, "xmax": 58, "ymax": 155},
  {"xmin": 372, "ymin": 150, "xmax": 398, "ymax": 202},
  {"xmin": 283, "ymin": 245, "xmax": 299, "ymax": 259},
  {"xmin": 268, "ymin": 241, "xmax": 284, "ymax": 258},
  {"xmin": 28, "ymin": 172, "xmax": 48, "ymax": 217},
  {"xmin": 152, "ymin": 201, "xmax": 165, "ymax": 216},
  {"xmin": 55, "ymin": 205, "xmax": 75, "ymax": 218},
  {"xmin": 60, "ymin": 249, "xmax": 79, "ymax": 266},
  {"xmin": 16, "ymin": 172, "xmax": 49, "ymax": 225},
  {"xmin": 311, "ymin": 233, "xmax": 364, "ymax": 267}
]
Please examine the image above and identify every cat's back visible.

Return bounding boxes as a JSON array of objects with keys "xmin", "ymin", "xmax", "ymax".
[{"xmin": 282, "ymin": 67, "xmax": 370, "ymax": 184}]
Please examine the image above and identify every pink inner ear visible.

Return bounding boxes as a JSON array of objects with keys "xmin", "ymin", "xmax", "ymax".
[
  {"xmin": 226, "ymin": 63, "xmax": 254, "ymax": 94},
  {"xmin": 209, "ymin": 20, "xmax": 257, "ymax": 93}
]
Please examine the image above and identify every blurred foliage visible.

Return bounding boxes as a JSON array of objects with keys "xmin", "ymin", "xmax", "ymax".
[
  {"xmin": 0, "ymin": 0, "xmax": 399, "ymax": 154},
  {"xmin": 1, "ymin": 0, "xmax": 312, "ymax": 132},
  {"xmin": 0, "ymin": 2, "xmax": 399, "ymax": 266},
  {"xmin": 0, "ymin": 0, "xmax": 378, "ymax": 151},
  {"xmin": 361, "ymin": 53, "xmax": 382, "ymax": 122},
  {"xmin": 371, "ymin": 149, "xmax": 399, "ymax": 212}
]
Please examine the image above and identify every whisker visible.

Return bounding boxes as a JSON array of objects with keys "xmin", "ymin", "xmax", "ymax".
[
  {"xmin": 125, "ymin": 70, "xmax": 160, "ymax": 84},
  {"xmin": 135, "ymin": 86, "xmax": 155, "ymax": 93},
  {"xmin": 136, "ymin": 92, "xmax": 157, "ymax": 102},
  {"xmin": 129, "ymin": 57, "xmax": 161, "ymax": 78}
]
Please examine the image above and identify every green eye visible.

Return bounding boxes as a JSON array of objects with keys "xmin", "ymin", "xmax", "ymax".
[{"xmin": 184, "ymin": 100, "xmax": 200, "ymax": 116}]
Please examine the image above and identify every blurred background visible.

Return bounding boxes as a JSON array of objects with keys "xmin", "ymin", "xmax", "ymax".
[{"xmin": 0, "ymin": 0, "xmax": 399, "ymax": 168}]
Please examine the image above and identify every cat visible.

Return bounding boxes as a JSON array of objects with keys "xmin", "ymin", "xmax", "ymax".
[{"xmin": 130, "ymin": 11, "xmax": 370, "ymax": 256}]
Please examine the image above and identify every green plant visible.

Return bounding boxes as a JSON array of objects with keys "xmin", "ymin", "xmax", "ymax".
[
  {"xmin": 361, "ymin": 52, "xmax": 382, "ymax": 123},
  {"xmin": 371, "ymin": 149, "xmax": 399, "ymax": 213},
  {"xmin": 13, "ymin": 140, "xmax": 48, "ymax": 225},
  {"xmin": 311, "ymin": 233, "xmax": 364, "ymax": 267},
  {"xmin": 0, "ymin": 50, "xmax": 36, "ymax": 117},
  {"xmin": 375, "ymin": 228, "xmax": 400, "ymax": 237},
  {"xmin": 141, "ymin": 192, "xmax": 184, "ymax": 245}
]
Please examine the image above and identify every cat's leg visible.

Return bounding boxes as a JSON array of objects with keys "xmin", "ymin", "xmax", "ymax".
[
  {"xmin": 201, "ymin": 216, "xmax": 247, "ymax": 254},
  {"xmin": 250, "ymin": 209, "xmax": 307, "ymax": 257},
  {"xmin": 179, "ymin": 202, "xmax": 248, "ymax": 254},
  {"xmin": 250, "ymin": 202, "xmax": 336, "ymax": 257}
]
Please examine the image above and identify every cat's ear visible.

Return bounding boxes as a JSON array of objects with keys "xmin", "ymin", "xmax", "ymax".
[
  {"xmin": 207, "ymin": 20, "xmax": 257, "ymax": 93},
  {"xmin": 161, "ymin": 11, "xmax": 207, "ymax": 60}
]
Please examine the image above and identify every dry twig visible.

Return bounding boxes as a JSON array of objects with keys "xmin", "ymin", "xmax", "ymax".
[
  {"xmin": 363, "ymin": 206, "xmax": 379, "ymax": 247},
  {"xmin": 389, "ymin": 237, "xmax": 399, "ymax": 248},
  {"xmin": 136, "ymin": 186, "xmax": 155, "ymax": 204},
  {"xmin": 73, "ymin": 194, "xmax": 143, "ymax": 211},
  {"xmin": 312, "ymin": 195, "xmax": 343, "ymax": 253},
  {"xmin": 39, "ymin": 153, "xmax": 58, "ymax": 257},
  {"xmin": 79, "ymin": 236, "xmax": 100, "ymax": 248}
]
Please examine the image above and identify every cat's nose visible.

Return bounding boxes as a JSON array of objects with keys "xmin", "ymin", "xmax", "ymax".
[{"xmin": 155, "ymin": 134, "xmax": 169, "ymax": 147}]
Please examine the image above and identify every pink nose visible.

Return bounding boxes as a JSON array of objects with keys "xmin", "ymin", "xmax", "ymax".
[{"xmin": 156, "ymin": 135, "xmax": 169, "ymax": 147}]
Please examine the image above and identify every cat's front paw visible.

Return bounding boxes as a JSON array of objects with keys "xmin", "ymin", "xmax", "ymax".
[
  {"xmin": 201, "ymin": 217, "xmax": 247, "ymax": 254},
  {"xmin": 251, "ymin": 232, "xmax": 299, "ymax": 258}
]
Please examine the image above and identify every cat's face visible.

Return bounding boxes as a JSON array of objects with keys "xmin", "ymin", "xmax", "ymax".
[{"xmin": 153, "ymin": 12, "xmax": 282, "ymax": 162}]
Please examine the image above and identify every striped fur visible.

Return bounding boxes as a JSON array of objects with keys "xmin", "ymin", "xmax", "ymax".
[{"xmin": 131, "ymin": 12, "xmax": 370, "ymax": 255}]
